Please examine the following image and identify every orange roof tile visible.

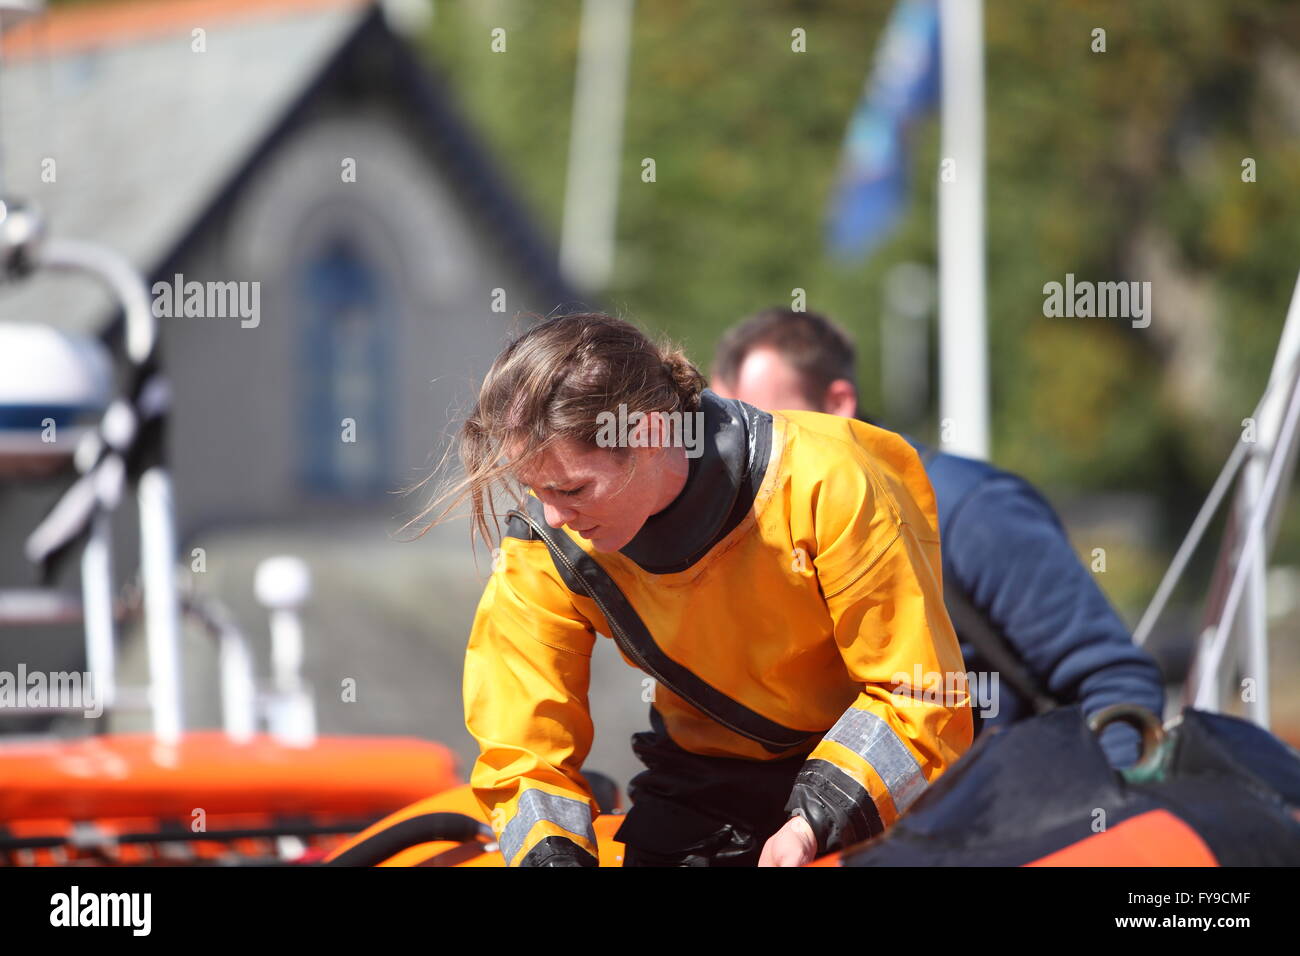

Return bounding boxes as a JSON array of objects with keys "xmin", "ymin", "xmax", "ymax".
[{"xmin": 2, "ymin": 0, "xmax": 371, "ymax": 60}]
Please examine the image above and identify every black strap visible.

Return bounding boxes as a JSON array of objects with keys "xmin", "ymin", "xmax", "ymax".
[
  {"xmin": 507, "ymin": 498, "xmax": 818, "ymax": 754},
  {"xmin": 941, "ymin": 574, "xmax": 1059, "ymax": 716}
]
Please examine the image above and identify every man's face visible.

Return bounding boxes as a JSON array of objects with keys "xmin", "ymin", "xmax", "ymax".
[
  {"xmin": 513, "ymin": 438, "xmax": 661, "ymax": 553},
  {"xmin": 715, "ymin": 346, "xmax": 820, "ymax": 412}
]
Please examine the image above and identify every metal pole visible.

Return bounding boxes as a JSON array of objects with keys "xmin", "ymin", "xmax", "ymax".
[
  {"xmin": 558, "ymin": 0, "xmax": 636, "ymax": 292},
  {"xmin": 182, "ymin": 589, "xmax": 257, "ymax": 743},
  {"xmin": 937, "ymin": 0, "xmax": 989, "ymax": 460},
  {"xmin": 1237, "ymin": 476, "xmax": 1269, "ymax": 724},
  {"xmin": 40, "ymin": 238, "xmax": 156, "ymax": 362},
  {"xmin": 1194, "ymin": 363, "xmax": 1300, "ymax": 710},
  {"xmin": 1132, "ymin": 436, "xmax": 1249, "ymax": 646},
  {"xmin": 1236, "ymin": 269, "xmax": 1300, "ymax": 720},
  {"xmin": 219, "ymin": 623, "xmax": 257, "ymax": 743},
  {"xmin": 1130, "ymin": 344, "xmax": 1300, "ymax": 648},
  {"xmin": 39, "ymin": 237, "xmax": 184, "ymax": 742},
  {"xmin": 1255, "ymin": 270, "xmax": 1300, "ymax": 543},
  {"xmin": 137, "ymin": 468, "xmax": 183, "ymax": 742},
  {"xmin": 80, "ymin": 510, "xmax": 117, "ymax": 711},
  {"xmin": 257, "ymin": 556, "xmax": 315, "ymax": 746}
]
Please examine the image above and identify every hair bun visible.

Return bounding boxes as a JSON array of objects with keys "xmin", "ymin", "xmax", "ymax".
[{"xmin": 661, "ymin": 349, "xmax": 706, "ymax": 410}]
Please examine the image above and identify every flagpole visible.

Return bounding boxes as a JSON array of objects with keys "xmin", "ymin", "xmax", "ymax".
[
  {"xmin": 937, "ymin": 0, "xmax": 989, "ymax": 460},
  {"xmin": 559, "ymin": 0, "xmax": 636, "ymax": 293}
]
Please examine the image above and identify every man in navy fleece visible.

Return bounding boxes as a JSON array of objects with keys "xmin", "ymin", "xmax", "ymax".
[{"xmin": 711, "ymin": 307, "xmax": 1165, "ymax": 768}]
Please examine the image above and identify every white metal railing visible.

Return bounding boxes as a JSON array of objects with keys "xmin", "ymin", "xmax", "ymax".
[
  {"xmin": 1134, "ymin": 267, "xmax": 1300, "ymax": 725},
  {"xmin": 2, "ymin": 201, "xmax": 315, "ymax": 745}
]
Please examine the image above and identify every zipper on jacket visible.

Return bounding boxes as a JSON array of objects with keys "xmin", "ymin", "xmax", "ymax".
[{"xmin": 510, "ymin": 508, "xmax": 803, "ymax": 751}]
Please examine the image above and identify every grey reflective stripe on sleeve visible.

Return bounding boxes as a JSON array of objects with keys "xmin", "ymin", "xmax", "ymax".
[
  {"xmin": 823, "ymin": 707, "xmax": 927, "ymax": 813},
  {"xmin": 498, "ymin": 788, "xmax": 597, "ymax": 866}
]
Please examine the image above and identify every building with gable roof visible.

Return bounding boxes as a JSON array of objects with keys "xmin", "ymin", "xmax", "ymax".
[{"xmin": 0, "ymin": 2, "xmax": 659, "ymax": 784}]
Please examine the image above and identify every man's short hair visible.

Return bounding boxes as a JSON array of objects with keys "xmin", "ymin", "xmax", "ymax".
[{"xmin": 713, "ymin": 308, "xmax": 857, "ymax": 407}]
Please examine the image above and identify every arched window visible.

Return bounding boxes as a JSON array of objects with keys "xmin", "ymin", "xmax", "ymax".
[{"xmin": 298, "ymin": 237, "xmax": 395, "ymax": 497}]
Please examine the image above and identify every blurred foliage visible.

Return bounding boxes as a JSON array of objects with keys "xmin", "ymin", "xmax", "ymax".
[
  {"xmin": 46, "ymin": 0, "xmax": 1300, "ymax": 610},
  {"xmin": 418, "ymin": 0, "xmax": 1300, "ymax": 600}
]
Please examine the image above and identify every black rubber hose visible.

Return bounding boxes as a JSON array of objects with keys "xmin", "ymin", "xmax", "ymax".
[{"xmin": 326, "ymin": 813, "xmax": 488, "ymax": 867}]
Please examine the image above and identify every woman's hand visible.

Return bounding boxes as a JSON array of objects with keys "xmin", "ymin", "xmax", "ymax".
[{"xmin": 758, "ymin": 815, "xmax": 818, "ymax": 867}]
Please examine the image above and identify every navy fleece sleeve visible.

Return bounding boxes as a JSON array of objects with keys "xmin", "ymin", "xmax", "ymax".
[{"xmin": 944, "ymin": 474, "xmax": 1165, "ymax": 768}]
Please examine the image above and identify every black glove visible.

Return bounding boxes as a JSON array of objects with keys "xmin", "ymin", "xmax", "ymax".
[{"xmin": 518, "ymin": 836, "xmax": 599, "ymax": 867}]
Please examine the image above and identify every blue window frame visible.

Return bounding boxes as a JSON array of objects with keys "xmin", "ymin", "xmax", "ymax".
[{"xmin": 298, "ymin": 237, "xmax": 396, "ymax": 497}]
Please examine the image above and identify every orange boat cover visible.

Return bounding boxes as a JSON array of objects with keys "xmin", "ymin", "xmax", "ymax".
[{"xmin": 0, "ymin": 732, "xmax": 461, "ymax": 822}]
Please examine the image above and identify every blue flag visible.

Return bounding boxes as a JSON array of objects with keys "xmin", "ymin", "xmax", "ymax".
[{"xmin": 827, "ymin": 0, "xmax": 941, "ymax": 261}]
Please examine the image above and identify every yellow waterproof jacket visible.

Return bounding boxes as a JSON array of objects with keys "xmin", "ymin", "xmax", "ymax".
[{"xmin": 463, "ymin": 390, "xmax": 972, "ymax": 866}]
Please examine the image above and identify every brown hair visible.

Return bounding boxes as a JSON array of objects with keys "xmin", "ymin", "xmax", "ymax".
[
  {"xmin": 402, "ymin": 312, "xmax": 706, "ymax": 552},
  {"xmin": 713, "ymin": 308, "xmax": 856, "ymax": 409}
]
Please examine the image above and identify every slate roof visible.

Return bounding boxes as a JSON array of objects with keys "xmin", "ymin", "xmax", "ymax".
[{"xmin": 0, "ymin": 0, "xmax": 579, "ymax": 338}]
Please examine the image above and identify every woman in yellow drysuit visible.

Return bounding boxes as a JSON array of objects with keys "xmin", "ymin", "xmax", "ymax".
[{"xmin": 422, "ymin": 312, "xmax": 971, "ymax": 867}]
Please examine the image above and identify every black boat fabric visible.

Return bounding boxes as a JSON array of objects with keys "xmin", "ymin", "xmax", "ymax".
[{"xmin": 839, "ymin": 706, "xmax": 1300, "ymax": 866}]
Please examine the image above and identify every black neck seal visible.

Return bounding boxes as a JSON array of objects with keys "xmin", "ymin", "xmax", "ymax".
[{"xmin": 618, "ymin": 389, "xmax": 773, "ymax": 574}]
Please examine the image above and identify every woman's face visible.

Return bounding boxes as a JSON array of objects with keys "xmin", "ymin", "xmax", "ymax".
[{"xmin": 514, "ymin": 438, "xmax": 681, "ymax": 553}]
